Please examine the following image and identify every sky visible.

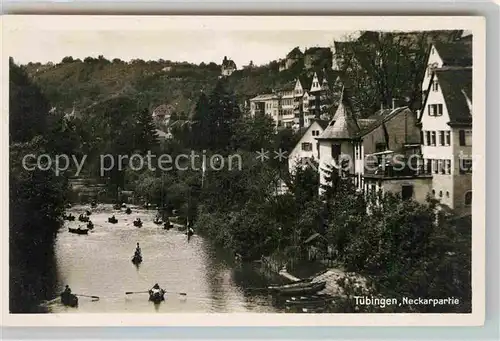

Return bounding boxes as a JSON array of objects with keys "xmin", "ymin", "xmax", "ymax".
[{"xmin": 7, "ymin": 30, "xmax": 355, "ymax": 67}]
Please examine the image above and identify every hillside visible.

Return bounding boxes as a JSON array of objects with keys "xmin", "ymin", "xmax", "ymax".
[{"xmin": 22, "ymin": 57, "xmax": 304, "ymax": 116}]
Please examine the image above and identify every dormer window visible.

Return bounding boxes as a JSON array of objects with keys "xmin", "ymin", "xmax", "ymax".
[
  {"xmin": 329, "ymin": 120, "xmax": 336, "ymax": 126},
  {"xmin": 432, "ymin": 81, "xmax": 439, "ymax": 92}
]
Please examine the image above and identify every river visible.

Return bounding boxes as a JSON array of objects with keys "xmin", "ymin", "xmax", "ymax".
[{"xmin": 46, "ymin": 204, "xmax": 286, "ymax": 313}]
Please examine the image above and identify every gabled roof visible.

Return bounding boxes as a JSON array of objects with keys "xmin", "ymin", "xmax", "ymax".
[
  {"xmin": 433, "ymin": 41, "xmax": 472, "ymax": 67},
  {"xmin": 357, "ymin": 107, "xmax": 409, "ymax": 137},
  {"xmin": 435, "ymin": 68, "xmax": 472, "ymax": 125},
  {"xmin": 317, "ymin": 88, "xmax": 360, "ymax": 140}
]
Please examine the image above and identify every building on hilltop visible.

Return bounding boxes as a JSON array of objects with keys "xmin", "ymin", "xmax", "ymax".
[
  {"xmin": 304, "ymin": 47, "xmax": 333, "ymax": 70},
  {"xmin": 279, "ymin": 47, "xmax": 304, "ymax": 72},
  {"xmin": 221, "ymin": 56, "xmax": 237, "ymax": 77}
]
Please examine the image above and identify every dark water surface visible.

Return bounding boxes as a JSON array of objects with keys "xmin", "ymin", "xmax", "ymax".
[{"xmin": 47, "ymin": 205, "xmax": 282, "ymax": 313}]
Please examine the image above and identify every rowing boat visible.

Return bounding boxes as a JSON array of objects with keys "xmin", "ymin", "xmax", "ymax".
[
  {"xmin": 149, "ymin": 289, "xmax": 165, "ymax": 303},
  {"xmin": 268, "ymin": 280, "xmax": 314, "ymax": 291},
  {"xmin": 68, "ymin": 227, "xmax": 89, "ymax": 235},
  {"xmin": 274, "ymin": 281, "xmax": 326, "ymax": 296},
  {"xmin": 60, "ymin": 293, "xmax": 78, "ymax": 307},
  {"xmin": 131, "ymin": 254, "xmax": 142, "ymax": 265}
]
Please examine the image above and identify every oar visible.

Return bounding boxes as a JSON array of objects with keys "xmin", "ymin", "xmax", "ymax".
[
  {"xmin": 74, "ymin": 294, "xmax": 100, "ymax": 300},
  {"xmin": 125, "ymin": 290, "xmax": 149, "ymax": 295},
  {"xmin": 166, "ymin": 291, "xmax": 187, "ymax": 296}
]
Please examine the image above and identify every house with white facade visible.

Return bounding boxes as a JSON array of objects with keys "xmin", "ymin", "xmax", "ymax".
[
  {"xmin": 288, "ymin": 119, "xmax": 329, "ymax": 174},
  {"xmin": 419, "ymin": 67, "xmax": 472, "ymax": 215},
  {"xmin": 317, "ymin": 87, "xmax": 432, "ymax": 203},
  {"xmin": 249, "ymin": 94, "xmax": 280, "ymax": 124}
]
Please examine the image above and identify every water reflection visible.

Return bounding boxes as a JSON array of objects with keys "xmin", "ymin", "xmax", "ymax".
[{"xmin": 47, "ymin": 205, "xmax": 280, "ymax": 313}]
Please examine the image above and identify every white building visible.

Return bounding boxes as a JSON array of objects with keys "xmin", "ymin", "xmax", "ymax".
[
  {"xmin": 288, "ymin": 119, "xmax": 329, "ymax": 174},
  {"xmin": 419, "ymin": 67, "xmax": 472, "ymax": 214}
]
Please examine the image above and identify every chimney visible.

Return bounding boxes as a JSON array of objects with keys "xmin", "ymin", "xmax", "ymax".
[
  {"xmin": 392, "ymin": 98, "xmax": 397, "ymax": 110},
  {"xmin": 380, "ymin": 103, "xmax": 384, "ymax": 111}
]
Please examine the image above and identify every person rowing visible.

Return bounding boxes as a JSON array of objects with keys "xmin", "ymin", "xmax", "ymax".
[
  {"xmin": 135, "ymin": 242, "xmax": 141, "ymax": 255},
  {"xmin": 148, "ymin": 283, "xmax": 166, "ymax": 303},
  {"xmin": 187, "ymin": 224, "xmax": 194, "ymax": 241}
]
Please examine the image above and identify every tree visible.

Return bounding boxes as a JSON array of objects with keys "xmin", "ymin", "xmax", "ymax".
[
  {"xmin": 206, "ymin": 79, "xmax": 242, "ymax": 151},
  {"xmin": 61, "ymin": 56, "xmax": 74, "ymax": 63},
  {"xmin": 9, "ymin": 58, "xmax": 50, "ymax": 143},
  {"xmin": 190, "ymin": 92, "xmax": 210, "ymax": 150},
  {"xmin": 336, "ymin": 30, "xmax": 461, "ymax": 115},
  {"xmin": 133, "ymin": 107, "xmax": 159, "ymax": 154}
]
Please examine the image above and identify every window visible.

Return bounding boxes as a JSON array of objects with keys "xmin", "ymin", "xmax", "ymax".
[
  {"xmin": 446, "ymin": 191, "xmax": 450, "ymax": 198},
  {"xmin": 433, "ymin": 159, "xmax": 439, "ymax": 174},
  {"xmin": 446, "ymin": 131, "xmax": 451, "ymax": 146},
  {"xmin": 465, "ymin": 191, "xmax": 472, "ymax": 206},
  {"xmin": 439, "ymin": 131, "xmax": 445, "ymax": 146},
  {"xmin": 425, "ymin": 159, "xmax": 432, "ymax": 174},
  {"xmin": 402, "ymin": 185, "xmax": 414, "ymax": 201},
  {"xmin": 301, "ymin": 142, "xmax": 312, "ymax": 151},
  {"xmin": 431, "ymin": 131, "xmax": 436, "ymax": 146},
  {"xmin": 317, "ymin": 143, "xmax": 320, "ymax": 159},
  {"xmin": 465, "ymin": 130, "xmax": 472, "ymax": 146},
  {"xmin": 432, "ymin": 189, "xmax": 436, "ymax": 196},
  {"xmin": 458, "ymin": 130, "xmax": 472, "ymax": 146},
  {"xmin": 459, "ymin": 158, "xmax": 473, "ymax": 174},
  {"xmin": 426, "ymin": 131, "xmax": 431, "ymax": 146},
  {"xmin": 420, "ymin": 131, "xmax": 424, "ymax": 145},
  {"xmin": 445, "ymin": 159, "xmax": 451, "ymax": 174},
  {"xmin": 439, "ymin": 190, "xmax": 443, "ymax": 198},
  {"xmin": 432, "ymin": 81, "xmax": 439, "ymax": 92},
  {"xmin": 331, "ymin": 144, "xmax": 341, "ymax": 160},
  {"xmin": 459, "ymin": 130, "xmax": 466, "ymax": 146},
  {"xmin": 428, "ymin": 104, "xmax": 443, "ymax": 116},
  {"xmin": 440, "ymin": 160, "xmax": 446, "ymax": 174},
  {"xmin": 375, "ymin": 143, "xmax": 386, "ymax": 153}
]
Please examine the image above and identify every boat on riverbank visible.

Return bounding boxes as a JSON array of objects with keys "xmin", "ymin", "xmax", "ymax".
[
  {"xmin": 68, "ymin": 227, "xmax": 89, "ymax": 235},
  {"xmin": 272, "ymin": 281, "xmax": 326, "ymax": 296}
]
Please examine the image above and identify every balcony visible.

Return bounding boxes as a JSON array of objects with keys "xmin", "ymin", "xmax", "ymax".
[{"xmin": 363, "ymin": 153, "xmax": 432, "ymax": 179}]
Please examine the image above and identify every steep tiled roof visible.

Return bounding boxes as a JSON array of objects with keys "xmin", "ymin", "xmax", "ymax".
[
  {"xmin": 317, "ymin": 89, "xmax": 360, "ymax": 140},
  {"xmin": 434, "ymin": 41, "xmax": 472, "ymax": 67},
  {"xmin": 357, "ymin": 107, "xmax": 409, "ymax": 137},
  {"xmin": 435, "ymin": 68, "xmax": 472, "ymax": 125}
]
